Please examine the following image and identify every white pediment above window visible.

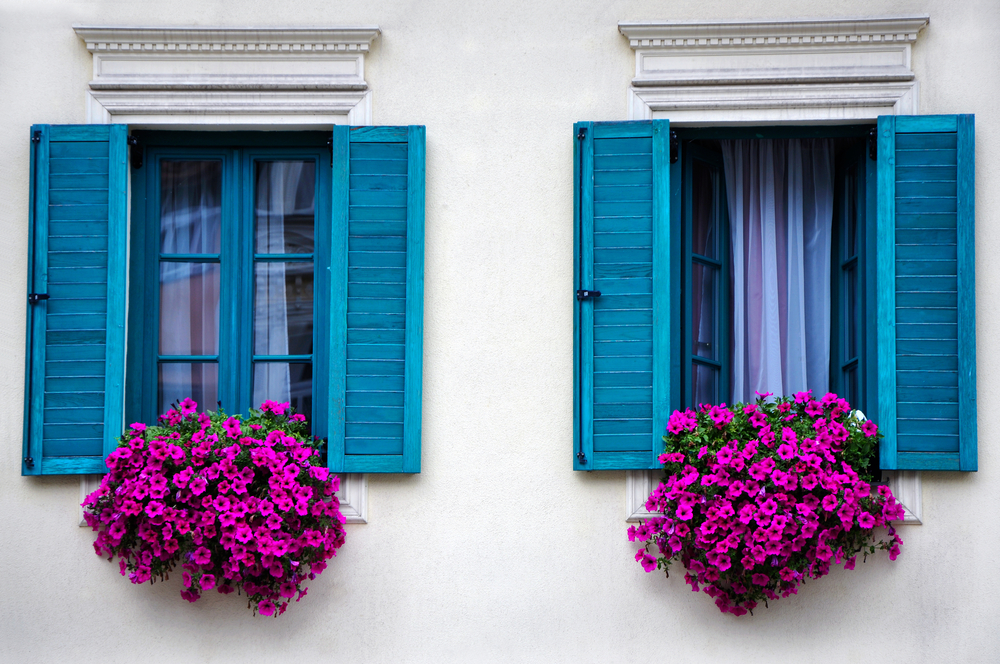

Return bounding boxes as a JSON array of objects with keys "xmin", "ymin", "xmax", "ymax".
[
  {"xmin": 619, "ymin": 16, "xmax": 929, "ymax": 124},
  {"xmin": 74, "ymin": 26, "xmax": 381, "ymax": 127}
]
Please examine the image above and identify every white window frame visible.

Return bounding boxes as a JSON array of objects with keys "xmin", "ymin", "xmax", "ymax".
[
  {"xmin": 74, "ymin": 25, "xmax": 382, "ymax": 525},
  {"xmin": 619, "ymin": 16, "xmax": 929, "ymax": 525}
]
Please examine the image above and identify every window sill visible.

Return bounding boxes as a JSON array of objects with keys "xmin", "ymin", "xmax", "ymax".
[
  {"xmin": 625, "ymin": 469, "xmax": 922, "ymax": 525},
  {"xmin": 79, "ymin": 472, "xmax": 368, "ymax": 526}
]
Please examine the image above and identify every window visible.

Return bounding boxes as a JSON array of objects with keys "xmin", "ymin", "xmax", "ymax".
[
  {"xmin": 22, "ymin": 125, "xmax": 426, "ymax": 476},
  {"xmin": 573, "ymin": 117, "xmax": 976, "ymax": 474},
  {"xmin": 126, "ymin": 133, "xmax": 331, "ymax": 431},
  {"xmin": 676, "ymin": 128, "xmax": 872, "ymax": 415}
]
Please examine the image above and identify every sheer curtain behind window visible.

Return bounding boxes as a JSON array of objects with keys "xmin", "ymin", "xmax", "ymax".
[{"xmin": 721, "ymin": 139, "xmax": 835, "ymax": 403}]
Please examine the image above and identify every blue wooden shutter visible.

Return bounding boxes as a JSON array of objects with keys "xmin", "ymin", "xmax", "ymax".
[
  {"xmin": 329, "ymin": 126, "xmax": 425, "ymax": 473},
  {"xmin": 23, "ymin": 124, "xmax": 128, "ymax": 475},
  {"xmin": 574, "ymin": 121, "xmax": 672, "ymax": 470},
  {"xmin": 877, "ymin": 114, "xmax": 976, "ymax": 471}
]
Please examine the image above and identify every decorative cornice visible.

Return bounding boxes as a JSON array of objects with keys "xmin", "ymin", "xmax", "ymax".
[
  {"xmin": 75, "ymin": 26, "xmax": 378, "ymax": 125},
  {"xmin": 619, "ymin": 16, "xmax": 928, "ymax": 92},
  {"xmin": 74, "ymin": 26, "xmax": 380, "ymax": 53},
  {"xmin": 619, "ymin": 16, "xmax": 928, "ymax": 49}
]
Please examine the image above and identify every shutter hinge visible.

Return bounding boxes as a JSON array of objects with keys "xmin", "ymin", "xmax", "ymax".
[
  {"xmin": 128, "ymin": 135, "xmax": 143, "ymax": 170},
  {"xmin": 577, "ymin": 451, "xmax": 587, "ymax": 465},
  {"xmin": 576, "ymin": 289, "xmax": 601, "ymax": 301},
  {"xmin": 326, "ymin": 137, "xmax": 333, "ymax": 158},
  {"xmin": 31, "ymin": 130, "xmax": 41, "ymax": 143},
  {"xmin": 27, "ymin": 293, "xmax": 50, "ymax": 305},
  {"xmin": 577, "ymin": 127, "xmax": 587, "ymax": 141},
  {"xmin": 23, "ymin": 456, "xmax": 34, "ymax": 468},
  {"xmin": 868, "ymin": 127, "xmax": 878, "ymax": 161},
  {"xmin": 670, "ymin": 130, "xmax": 679, "ymax": 164}
]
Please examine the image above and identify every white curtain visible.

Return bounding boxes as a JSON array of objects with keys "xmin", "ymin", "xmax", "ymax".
[
  {"xmin": 253, "ymin": 162, "xmax": 308, "ymax": 403},
  {"xmin": 721, "ymin": 139, "xmax": 835, "ymax": 403}
]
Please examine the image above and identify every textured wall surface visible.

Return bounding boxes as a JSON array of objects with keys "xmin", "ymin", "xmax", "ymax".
[{"xmin": 1, "ymin": 1, "xmax": 998, "ymax": 662}]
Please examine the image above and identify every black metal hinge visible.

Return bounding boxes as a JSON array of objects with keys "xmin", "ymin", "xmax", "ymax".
[
  {"xmin": 577, "ymin": 127, "xmax": 586, "ymax": 141},
  {"xmin": 128, "ymin": 135, "xmax": 143, "ymax": 170},
  {"xmin": 27, "ymin": 293, "xmax": 49, "ymax": 305},
  {"xmin": 868, "ymin": 127, "xmax": 878, "ymax": 161},
  {"xmin": 31, "ymin": 130, "xmax": 41, "ymax": 143},
  {"xmin": 576, "ymin": 289, "xmax": 601, "ymax": 301},
  {"xmin": 23, "ymin": 456, "xmax": 34, "ymax": 468},
  {"xmin": 670, "ymin": 130, "xmax": 679, "ymax": 164}
]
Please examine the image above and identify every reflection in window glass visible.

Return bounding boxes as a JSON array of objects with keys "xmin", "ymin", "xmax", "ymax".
[
  {"xmin": 255, "ymin": 161, "xmax": 316, "ymax": 254},
  {"xmin": 253, "ymin": 362, "xmax": 312, "ymax": 425},
  {"xmin": 254, "ymin": 262, "xmax": 314, "ymax": 356},
  {"xmin": 158, "ymin": 363, "xmax": 218, "ymax": 414},
  {"xmin": 159, "ymin": 262, "xmax": 220, "ymax": 356},
  {"xmin": 160, "ymin": 161, "xmax": 222, "ymax": 255}
]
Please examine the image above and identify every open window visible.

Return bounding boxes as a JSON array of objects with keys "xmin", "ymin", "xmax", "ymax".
[{"xmin": 573, "ymin": 117, "xmax": 975, "ymax": 473}]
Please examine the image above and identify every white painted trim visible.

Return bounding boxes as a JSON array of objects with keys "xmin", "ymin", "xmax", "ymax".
[
  {"xmin": 75, "ymin": 26, "xmax": 379, "ymax": 127},
  {"xmin": 337, "ymin": 474, "xmax": 368, "ymax": 524},
  {"xmin": 621, "ymin": 16, "xmax": 925, "ymax": 125},
  {"xmin": 622, "ymin": 15, "xmax": 923, "ymax": 523}
]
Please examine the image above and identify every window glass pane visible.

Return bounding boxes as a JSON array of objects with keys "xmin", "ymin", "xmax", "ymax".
[
  {"xmin": 254, "ymin": 262, "xmax": 314, "ymax": 356},
  {"xmin": 692, "ymin": 363, "xmax": 718, "ymax": 407},
  {"xmin": 160, "ymin": 161, "xmax": 221, "ymax": 254},
  {"xmin": 253, "ymin": 362, "xmax": 312, "ymax": 424},
  {"xmin": 159, "ymin": 263, "xmax": 220, "ymax": 355},
  {"xmin": 691, "ymin": 263, "xmax": 717, "ymax": 360},
  {"xmin": 255, "ymin": 161, "xmax": 316, "ymax": 254},
  {"xmin": 691, "ymin": 159, "xmax": 718, "ymax": 260},
  {"xmin": 158, "ymin": 363, "xmax": 218, "ymax": 414}
]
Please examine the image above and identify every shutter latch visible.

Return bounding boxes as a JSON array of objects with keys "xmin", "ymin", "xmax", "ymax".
[
  {"xmin": 27, "ymin": 293, "xmax": 50, "ymax": 305},
  {"xmin": 31, "ymin": 130, "xmax": 41, "ymax": 143},
  {"xmin": 128, "ymin": 135, "xmax": 143, "ymax": 170},
  {"xmin": 576, "ymin": 289, "xmax": 601, "ymax": 301},
  {"xmin": 23, "ymin": 456, "xmax": 34, "ymax": 468}
]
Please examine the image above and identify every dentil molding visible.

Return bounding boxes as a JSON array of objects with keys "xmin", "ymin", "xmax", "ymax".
[
  {"xmin": 620, "ymin": 16, "xmax": 928, "ymax": 124},
  {"xmin": 74, "ymin": 26, "xmax": 381, "ymax": 126}
]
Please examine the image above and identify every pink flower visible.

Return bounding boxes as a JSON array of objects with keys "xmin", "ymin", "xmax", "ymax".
[
  {"xmin": 776, "ymin": 443, "xmax": 796, "ymax": 461},
  {"xmin": 821, "ymin": 495, "xmax": 839, "ymax": 511},
  {"xmin": 862, "ymin": 420, "xmax": 878, "ymax": 437},
  {"xmin": 751, "ymin": 573, "xmax": 769, "ymax": 586},
  {"xmin": 858, "ymin": 512, "xmax": 876, "ymax": 529},
  {"xmin": 258, "ymin": 600, "xmax": 276, "ymax": 616},
  {"xmin": 200, "ymin": 574, "xmax": 216, "ymax": 590},
  {"xmin": 145, "ymin": 501, "xmax": 165, "ymax": 517},
  {"xmin": 675, "ymin": 504, "xmax": 694, "ymax": 521},
  {"xmin": 758, "ymin": 498, "xmax": 778, "ymax": 516}
]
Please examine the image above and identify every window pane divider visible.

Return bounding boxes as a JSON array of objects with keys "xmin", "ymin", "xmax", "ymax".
[
  {"xmin": 252, "ymin": 354, "xmax": 313, "ymax": 362},
  {"xmin": 159, "ymin": 253, "xmax": 221, "ymax": 262},
  {"xmin": 691, "ymin": 356, "xmax": 722, "ymax": 369},
  {"xmin": 157, "ymin": 355, "xmax": 219, "ymax": 362},
  {"xmin": 253, "ymin": 253, "xmax": 314, "ymax": 261}
]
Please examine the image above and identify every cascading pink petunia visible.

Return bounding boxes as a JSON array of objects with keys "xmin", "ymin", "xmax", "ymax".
[{"xmin": 631, "ymin": 392, "xmax": 903, "ymax": 616}]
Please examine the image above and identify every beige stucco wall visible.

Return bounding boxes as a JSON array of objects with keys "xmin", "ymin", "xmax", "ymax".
[{"xmin": 1, "ymin": 1, "xmax": 998, "ymax": 662}]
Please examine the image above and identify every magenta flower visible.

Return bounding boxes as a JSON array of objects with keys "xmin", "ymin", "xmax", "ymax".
[
  {"xmin": 858, "ymin": 512, "xmax": 876, "ymax": 529},
  {"xmin": 257, "ymin": 600, "xmax": 276, "ymax": 616},
  {"xmin": 862, "ymin": 420, "xmax": 878, "ymax": 437}
]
